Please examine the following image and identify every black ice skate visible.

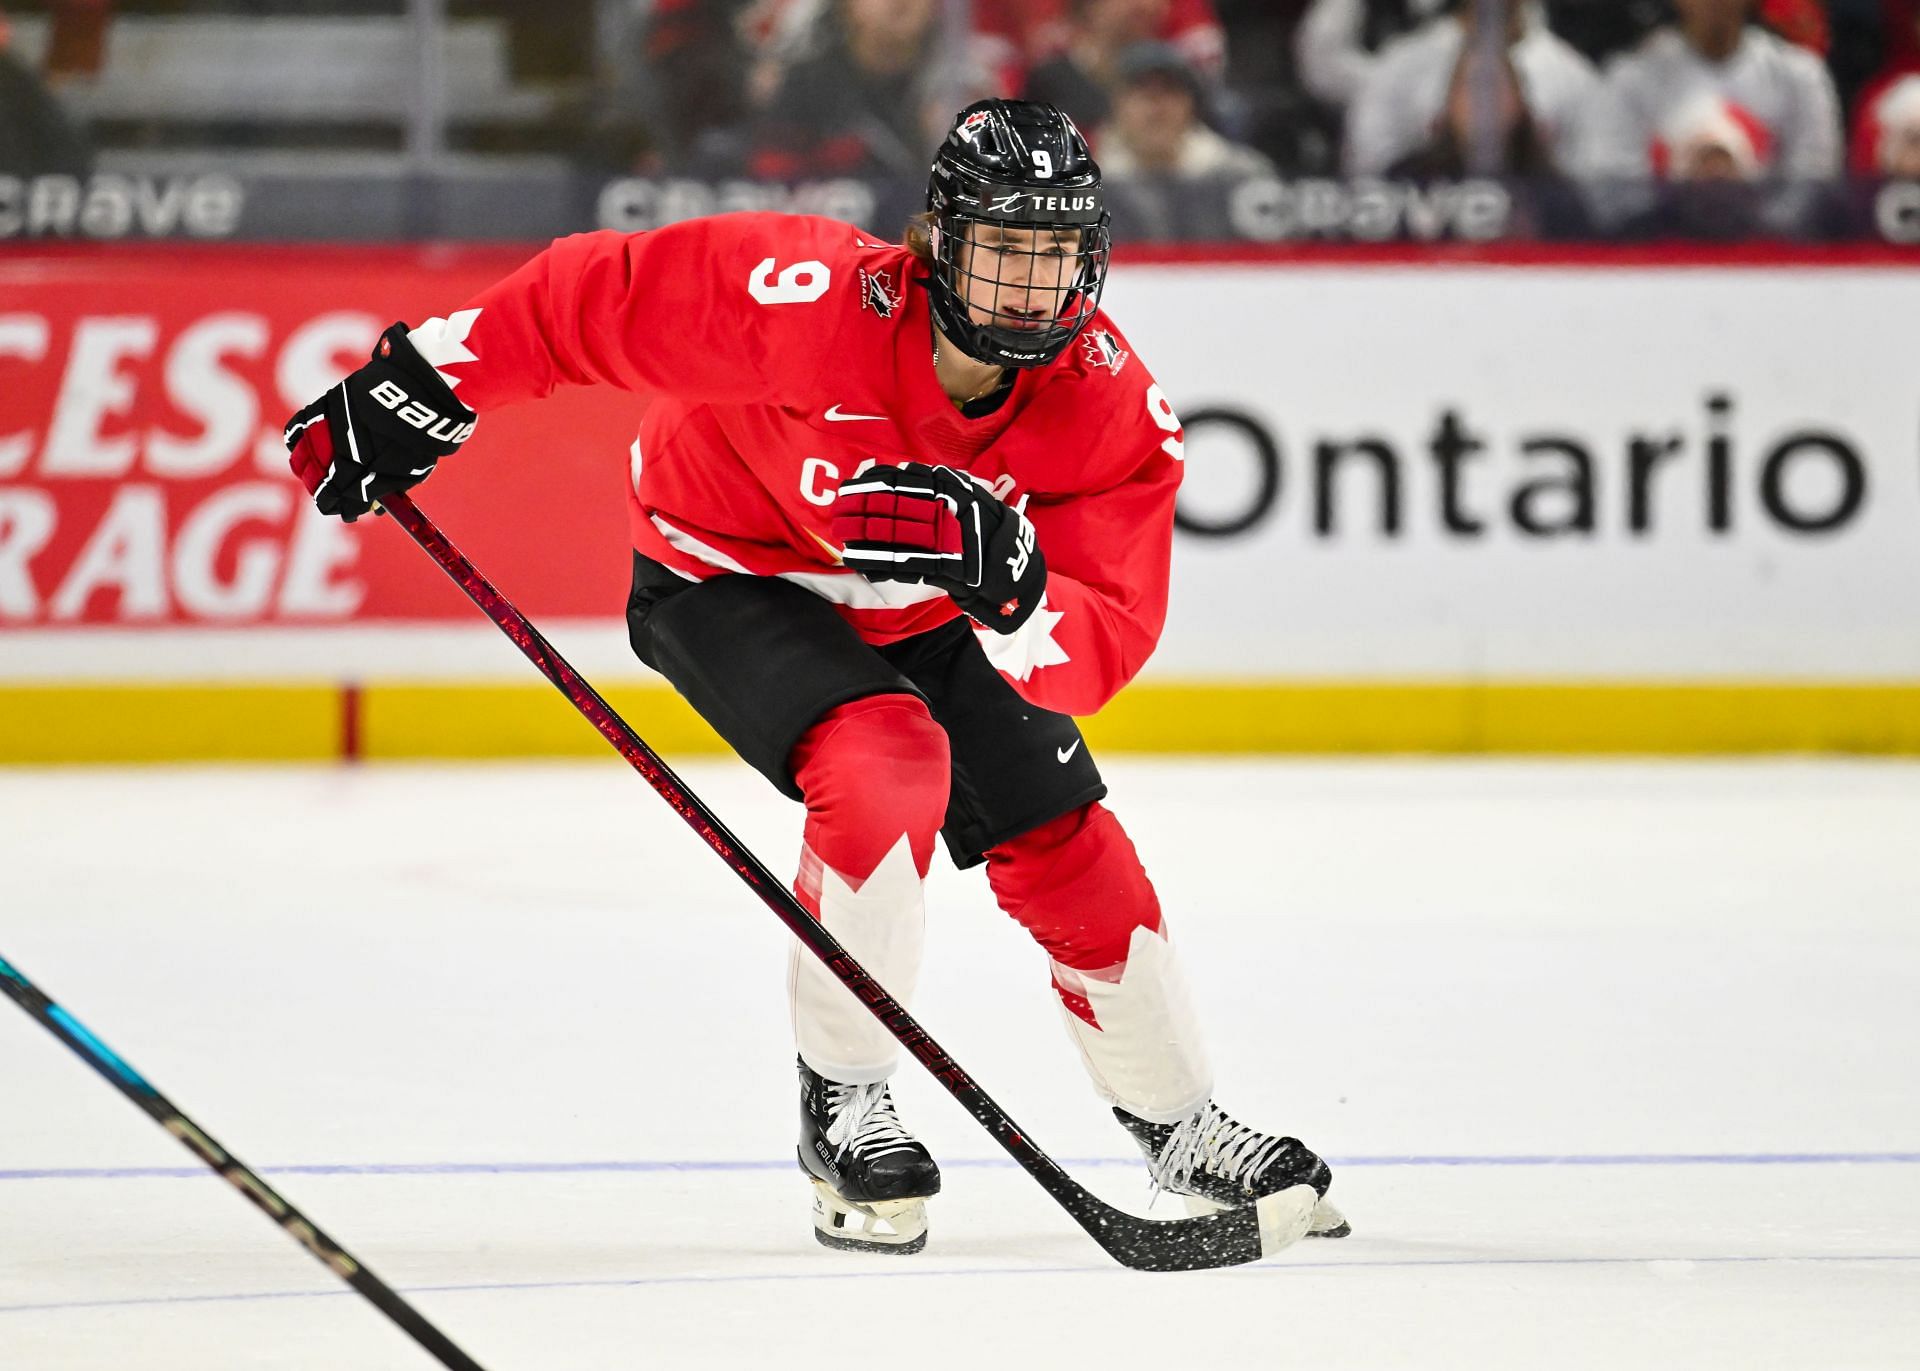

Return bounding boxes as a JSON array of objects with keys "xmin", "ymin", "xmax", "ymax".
[
  {"xmin": 797, "ymin": 1058, "xmax": 941, "ymax": 1254},
  {"xmin": 1115, "ymin": 1100, "xmax": 1351, "ymax": 1238}
]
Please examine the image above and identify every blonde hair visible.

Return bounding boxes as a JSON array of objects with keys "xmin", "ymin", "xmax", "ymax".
[{"xmin": 904, "ymin": 210, "xmax": 937, "ymax": 264}]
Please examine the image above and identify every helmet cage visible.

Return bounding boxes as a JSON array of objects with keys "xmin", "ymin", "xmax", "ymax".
[{"xmin": 927, "ymin": 203, "xmax": 1110, "ymax": 370}]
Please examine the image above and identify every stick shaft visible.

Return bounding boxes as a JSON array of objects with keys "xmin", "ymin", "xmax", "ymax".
[
  {"xmin": 0, "ymin": 954, "xmax": 488, "ymax": 1371},
  {"xmin": 379, "ymin": 492, "xmax": 1266, "ymax": 1271}
]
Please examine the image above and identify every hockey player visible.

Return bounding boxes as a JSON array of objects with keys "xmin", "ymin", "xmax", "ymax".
[{"xmin": 284, "ymin": 99, "xmax": 1346, "ymax": 1256}]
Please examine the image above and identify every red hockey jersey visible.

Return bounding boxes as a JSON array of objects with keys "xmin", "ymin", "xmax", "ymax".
[{"xmin": 409, "ymin": 213, "xmax": 1185, "ymax": 717}]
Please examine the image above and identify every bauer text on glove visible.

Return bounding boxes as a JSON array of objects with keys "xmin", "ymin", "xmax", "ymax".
[{"xmin": 283, "ymin": 322, "xmax": 477, "ymax": 523}]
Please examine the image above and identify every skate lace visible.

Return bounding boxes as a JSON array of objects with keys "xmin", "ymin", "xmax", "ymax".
[
  {"xmin": 824, "ymin": 1081, "xmax": 919, "ymax": 1162},
  {"xmin": 1147, "ymin": 1101, "xmax": 1290, "ymax": 1201}
]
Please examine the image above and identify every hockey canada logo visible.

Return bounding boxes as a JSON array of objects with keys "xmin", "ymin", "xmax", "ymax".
[
  {"xmin": 1081, "ymin": 328, "xmax": 1129, "ymax": 377},
  {"xmin": 859, "ymin": 267, "xmax": 900, "ymax": 319},
  {"xmin": 958, "ymin": 111, "xmax": 992, "ymax": 143}
]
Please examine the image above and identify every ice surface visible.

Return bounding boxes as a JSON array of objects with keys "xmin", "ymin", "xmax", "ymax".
[{"xmin": 3, "ymin": 759, "xmax": 1917, "ymax": 1369}]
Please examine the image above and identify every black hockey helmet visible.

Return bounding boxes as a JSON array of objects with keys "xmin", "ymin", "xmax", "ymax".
[{"xmin": 925, "ymin": 99, "xmax": 1111, "ymax": 369}]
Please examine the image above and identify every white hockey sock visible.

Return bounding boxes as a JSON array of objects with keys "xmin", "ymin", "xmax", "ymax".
[
  {"xmin": 1051, "ymin": 923, "xmax": 1214, "ymax": 1124},
  {"xmin": 789, "ymin": 834, "xmax": 926, "ymax": 1085}
]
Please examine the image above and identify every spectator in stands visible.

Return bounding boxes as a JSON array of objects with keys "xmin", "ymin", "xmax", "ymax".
[
  {"xmin": 1638, "ymin": 89, "xmax": 1812, "ymax": 235},
  {"xmin": 1569, "ymin": 0, "xmax": 1843, "ymax": 186},
  {"xmin": 1097, "ymin": 41, "xmax": 1273, "ymax": 237},
  {"xmin": 1295, "ymin": 0, "xmax": 1449, "ymax": 108},
  {"xmin": 0, "ymin": 6, "xmax": 94, "ymax": 177},
  {"xmin": 1568, "ymin": 0, "xmax": 1846, "ymax": 236},
  {"xmin": 592, "ymin": 0, "xmax": 759, "ymax": 173},
  {"xmin": 1022, "ymin": 0, "xmax": 1227, "ymax": 132},
  {"xmin": 1200, "ymin": 0, "xmax": 1341, "ymax": 175},
  {"xmin": 1343, "ymin": 0, "xmax": 1598, "ymax": 177},
  {"xmin": 985, "ymin": 0, "xmax": 1225, "ymax": 100},
  {"xmin": 1652, "ymin": 90, "xmax": 1778, "ymax": 179},
  {"xmin": 1850, "ymin": 5, "xmax": 1920, "ymax": 171},
  {"xmin": 1100, "ymin": 41, "xmax": 1273, "ymax": 176},
  {"xmin": 750, "ymin": 0, "xmax": 988, "ymax": 179},
  {"xmin": 1856, "ymin": 74, "xmax": 1920, "ymax": 176}
]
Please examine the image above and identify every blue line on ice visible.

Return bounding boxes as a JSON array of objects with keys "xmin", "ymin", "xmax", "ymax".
[{"xmin": 3, "ymin": 1151, "xmax": 1917, "ymax": 1182}]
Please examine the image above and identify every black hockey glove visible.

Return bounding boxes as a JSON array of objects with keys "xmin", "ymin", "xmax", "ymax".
[
  {"xmin": 284, "ymin": 322, "xmax": 477, "ymax": 522},
  {"xmin": 831, "ymin": 462, "xmax": 1046, "ymax": 633}
]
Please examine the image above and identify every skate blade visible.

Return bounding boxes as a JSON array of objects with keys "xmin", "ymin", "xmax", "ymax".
[
  {"xmin": 1251, "ymin": 1183, "xmax": 1319, "ymax": 1256},
  {"xmin": 809, "ymin": 1178, "xmax": 929, "ymax": 1255},
  {"xmin": 1184, "ymin": 1191, "xmax": 1351, "ymax": 1239}
]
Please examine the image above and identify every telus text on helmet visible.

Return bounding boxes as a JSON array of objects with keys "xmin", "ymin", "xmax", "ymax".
[{"xmin": 987, "ymin": 194, "xmax": 1097, "ymax": 214}]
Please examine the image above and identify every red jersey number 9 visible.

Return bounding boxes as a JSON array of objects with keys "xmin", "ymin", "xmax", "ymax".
[{"xmin": 750, "ymin": 257, "xmax": 832, "ymax": 305}]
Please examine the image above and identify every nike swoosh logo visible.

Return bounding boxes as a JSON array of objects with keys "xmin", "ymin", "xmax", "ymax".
[
  {"xmin": 825, "ymin": 405, "xmax": 886, "ymax": 422},
  {"xmin": 1057, "ymin": 740, "xmax": 1081, "ymax": 764}
]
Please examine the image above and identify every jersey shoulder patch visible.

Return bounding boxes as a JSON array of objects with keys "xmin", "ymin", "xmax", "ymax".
[
  {"xmin": 1074, "ymin": 321, "xmax": 1134, "ymax": 379},
  {"xmin": 854, "ymin": 259, "xmax": 908, "ymax": 320},
  {"xmin": 1047, "ymin": 311, "xmax": 1154, "ymax": 402}
]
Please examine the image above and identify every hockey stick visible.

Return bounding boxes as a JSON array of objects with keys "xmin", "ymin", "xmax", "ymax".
[
  {"xmin": 0, "ymin": 953, "xmax": 488, "ymax": 1371},
  {"xmin": 379, "ymin": 491, "xmax": 1314, "ymax": 1272}
]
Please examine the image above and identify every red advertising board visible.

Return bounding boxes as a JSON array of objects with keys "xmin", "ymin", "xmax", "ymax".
[
  {"xmin": 0, "ymin": 245, "xmax": 648, "ymax": 628},
  {"xmin": 8, "ymin": 239, "xmax": 1917, "ymax": 633}
]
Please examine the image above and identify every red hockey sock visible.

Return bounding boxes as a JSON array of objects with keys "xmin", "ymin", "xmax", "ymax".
[
  {"xmin": 789, "ymin": 693, "xmax": 949, "ymax": 899},
  {"xmin": 786, "ymin": 693, "xmax": 949, "ymax": 1083},
  {"xmin": 984, "ymin": 802, "xmax": 1164, "ymax": 1024}
]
